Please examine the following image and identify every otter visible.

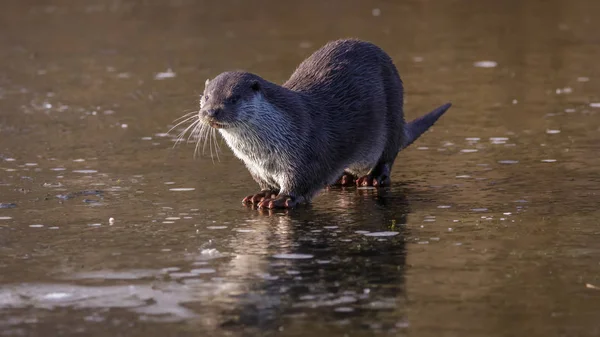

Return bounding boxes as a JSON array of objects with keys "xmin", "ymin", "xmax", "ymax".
[{"xmin": 194, "ymin": 39, "xmax": 451, "ymax": 209}]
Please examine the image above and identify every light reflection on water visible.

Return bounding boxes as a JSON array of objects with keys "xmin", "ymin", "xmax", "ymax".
[{"xmin": 1, "ymin": 0, "xmax": 600, "ymax": 336}]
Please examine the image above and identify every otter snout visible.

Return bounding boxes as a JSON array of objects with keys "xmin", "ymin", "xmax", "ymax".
[
  {"xmin": 200, "ymin": 107, "xmax": 230, "ymax": 129},
  {"xmin": 201, "ymin": 108, "xmax": 222, "ymax": 119}
]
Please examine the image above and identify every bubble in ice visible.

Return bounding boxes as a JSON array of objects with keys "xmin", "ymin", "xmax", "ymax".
[
  {"xmin": 200, "ymin": 249, "xmax": 221, "ymax": 256},
  {"xmin": 190, "ymin": 268, "xmax": 216, "ymax": 274},
  {"xmin": 363, "ymin": 231, "xmax": 399, "ymax": 237},
  {"xmin": 335, "ymin": 307, "xmax": 355, "ymax": 313},
  {"xmin": 273, "ymin": 253, "xmax": 314, "ymax": 259},
  {"xmin": 354, "ymin": 230, "xmax": 370, "ymax": 234},
  {"xmin": 490, "ymin": 137, "xmax": 509, "ymax": 142},
  {"xmin": 154, "ymin": 69, "xmax": 176, "ymax": 80},
  {"xmin": 473, "ymin": 60, "xmax": 497, "ymax": 68},
  {"xmin": 555, "ymin": 87, "xmax": 572, "ymax": 94},
  {"xmin": 43, "ymin": 292, "xmax": 72, "ymax": 300},
  {"xmin": 206, "ymin": 226, "xmax": 227, "ymax": 230}
]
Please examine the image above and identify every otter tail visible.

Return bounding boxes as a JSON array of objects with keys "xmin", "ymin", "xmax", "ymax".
[{"xmin": 402, "ymin": 102, "xmax": 452, "ymax": 149}]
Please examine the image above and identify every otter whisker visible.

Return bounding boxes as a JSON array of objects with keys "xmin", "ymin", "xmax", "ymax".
[
  {"xmin": 194, "ymin": 123, "xmax": 210, "ymax": 159},
  {"xmin": 212, "ymin": 128, "xmax": 221, "ymax": 162},
  {"xmin": 193, "ymin": 123, "xmax": 205, "ymax": 159},
  {"xmin": 167, "ymin": 114, "xmax": 198, "ymax": 136},
  {"xmin": 186, "ymin": 119, "xmax": 202, "ymax": 144},
  {"xmin": 171, "ymin": 110, "xmax": 198, "ymax": 123},
  {"xmin": 173, "ymin": 118, "xmax": 200, "ymax": 148},
  {"xmin": 201, "ymin": 123, "xmax": 211, "ymax": 156}
]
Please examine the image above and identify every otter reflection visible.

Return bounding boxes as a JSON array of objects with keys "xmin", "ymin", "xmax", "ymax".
[{"xmin": 217, "ymin": 186, "xmax": 411, "ymax": 334}]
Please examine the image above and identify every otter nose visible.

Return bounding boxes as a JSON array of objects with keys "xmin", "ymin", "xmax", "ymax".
[{"xmin": 202, "ymin": 108, "xmax": 222, "ymax": 119}]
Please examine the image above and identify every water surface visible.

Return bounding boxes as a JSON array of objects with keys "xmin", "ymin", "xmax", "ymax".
[{"xmin": 1, "ymin": 1, "xmax": 599, "ymax": 336}]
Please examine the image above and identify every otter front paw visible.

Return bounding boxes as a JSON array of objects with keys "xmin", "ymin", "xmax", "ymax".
[
  {"xmin": 257, "ymin": 195, "xmax": 297, "ymax": 209},
  {"xmin": 242, "ymin": 190, "xmax": 277, "ymax": 205},
  {"xmin": 356, "ymin": 174, "xmax": 391, "ymax": 187}
]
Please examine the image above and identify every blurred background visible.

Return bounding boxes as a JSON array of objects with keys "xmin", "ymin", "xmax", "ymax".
[{"xmin": 0, "ymin": 1, "xmax": 599, "ymax": 336}]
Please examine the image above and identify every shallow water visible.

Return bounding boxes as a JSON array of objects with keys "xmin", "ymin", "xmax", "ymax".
[{"xmin": 1, "ymin": 1, "xmax": 600, "ymax": 336}]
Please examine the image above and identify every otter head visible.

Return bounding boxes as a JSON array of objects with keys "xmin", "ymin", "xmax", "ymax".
[{"xmin": 199, "ymin": 71, "xmax": 262, "ymax": 129}]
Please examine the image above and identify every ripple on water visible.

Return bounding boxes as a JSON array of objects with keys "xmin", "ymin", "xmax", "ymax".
[
  {"xmin": 0, "ymin": 216, "xmax": 13, "ymax": 220},
  {"xmin": 73, "ymin": 170, "xmax": 98, "ymax": 174},
  {"xmin": 189, "ymin": 268, "xmax": 216, "ymax": 274},
  {"xmin": 206, "ymin": 226, "xmax": 227, "ymax": 230},
  {"xmin": 363, "ymin": 231, "xmax": 399, "ymax": 237},
  {"xmin": 498, "ymin": 160, "xmax": 519, "ymax": 164},
  {"xmin": 273, "ymin": 253, "xmax": 314, "ymax": 259},
  {"xmin": 154, "ymin": 69, "xmax": 176, "ymax": 80},
  {"xmin": 473, "ymin": 60, "xmax": 498, "ymax": 68},
  {"xmin": 169, "ymin": 188, "xmax": 195, "ymax": 191}
]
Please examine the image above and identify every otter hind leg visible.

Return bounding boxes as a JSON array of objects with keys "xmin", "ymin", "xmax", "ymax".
[
  {"xmin": 329, "ymin": 171, "xmax": 358, "ymax": 187},
  {"xmin": 355, "ymin": 162, "xmax": 392, "ymax": 187}
]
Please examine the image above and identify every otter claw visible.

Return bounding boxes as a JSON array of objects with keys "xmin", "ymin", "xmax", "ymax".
[
  {"xmin": 242, "ymin": 190, "xmax": 276, "ymax": 205},
  {"xmin": 356, "ymin": 175, "xmax": 390, "ymax": 187},
  {"xmin": 257, "ymin": 196, "xmax": 296, "ymax": 209}
]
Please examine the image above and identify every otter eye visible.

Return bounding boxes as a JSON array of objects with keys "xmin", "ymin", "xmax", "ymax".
[{"xmin": 203, "ymin": 94, "xmax": 210, "ymax": 101}]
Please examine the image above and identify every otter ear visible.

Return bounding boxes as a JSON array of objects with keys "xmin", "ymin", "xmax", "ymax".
[
  {"xmin": 205, "ymin": 78, "xmax": 210, "ymax": 87},
  {"xmin": 250, "ymin": 81, "xmax": 260, "ymax": 92}
]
